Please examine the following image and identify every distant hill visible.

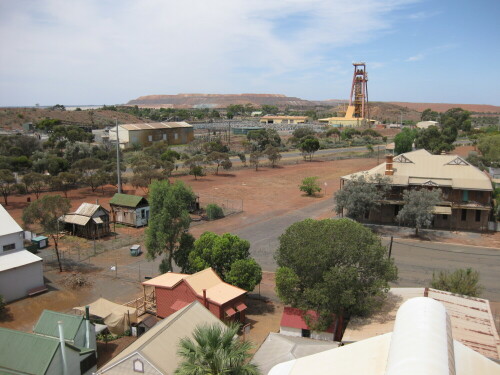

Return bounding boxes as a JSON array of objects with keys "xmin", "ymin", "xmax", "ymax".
[
  {"xmin": 0, "ymin": 107, "xmax": 144, "ymax": 130},
  {"xmin": 127, "ymin": 93, "xmax": 312, "ymax": 109},
  {"xmin": 389, "ymin": 102, "xmax": 500, "ymax": 114}
]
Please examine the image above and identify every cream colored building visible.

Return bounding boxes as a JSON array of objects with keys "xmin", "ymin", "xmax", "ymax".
[
  {"xmin": 109, "ymin": 122, "xmax": 194, "ymax": 149},
  {"xmin": 319, "ymin": 105, "xmax": 376, "ymax": 127},
  {"xmin": 260, "ymin": 116, "xmax": 309, "ymax": 124}
]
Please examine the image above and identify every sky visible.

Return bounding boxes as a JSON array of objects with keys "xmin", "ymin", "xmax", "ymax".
[{"xmin": 0, "ymin": 0, "xmax": 499, "ymax": 106}]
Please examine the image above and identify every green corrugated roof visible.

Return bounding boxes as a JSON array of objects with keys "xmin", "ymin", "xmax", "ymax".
[
  {"xmin": 0, "ymin": 327, "xmax": 59, "ymax": 374},
  {"xmin": 109, "ymin": 193, "xmax": 147, "ymax": 208},
  {"xmin": 33, "ymin": 310, "xmax": 83, "ymax": 341}
]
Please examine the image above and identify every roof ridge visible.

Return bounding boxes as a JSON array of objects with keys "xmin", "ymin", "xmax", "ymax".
[{"xmin": 132, "ymin": 301, "xmax": 199, "ymax": 353}]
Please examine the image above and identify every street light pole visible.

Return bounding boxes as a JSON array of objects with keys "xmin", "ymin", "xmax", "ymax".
[{"xmin": 115, "ymin": 118, "xmax": 122, "ymax": 193}]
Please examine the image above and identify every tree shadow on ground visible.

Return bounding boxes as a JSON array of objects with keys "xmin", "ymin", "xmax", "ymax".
[
  {"xmin": 246, "ymin": 296, "xmax": 276, "ymax": 315},
  {"xmin": 0, "ymin": 306, "xmax": 14, "ymax": 323}
]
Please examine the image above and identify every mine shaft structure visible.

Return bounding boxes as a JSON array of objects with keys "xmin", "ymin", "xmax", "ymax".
[{"xmin": 349, "ymin": 62, "xmax": 369, "ymax": 119}]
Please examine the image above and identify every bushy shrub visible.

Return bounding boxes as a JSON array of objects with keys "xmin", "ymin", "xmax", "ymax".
[{"xmin": 206, "ymin": 204, "xmax": 224, "ymax": 220}]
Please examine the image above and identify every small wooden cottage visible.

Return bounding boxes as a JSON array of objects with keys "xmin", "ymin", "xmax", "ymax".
[
  {"xmin": 109, "ymin": 193, "xmax": 149, "ymax": 227},
  {"xmin": 61, "ymin": 203, "xmax": 110, "ymax": 239}
]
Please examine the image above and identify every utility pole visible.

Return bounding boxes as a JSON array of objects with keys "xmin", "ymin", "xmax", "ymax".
[
  {"xmin": 388, "ymin": 236, "xmax": 393, "ymax": 258},
  {"xmin": 115, "ymin": 118, "xmax": 122, "ymax": 193}
]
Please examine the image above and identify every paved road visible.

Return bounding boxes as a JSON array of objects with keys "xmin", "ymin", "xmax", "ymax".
[{"xmin": 234, "ymin": 203, "xmax": 500, "ymax": 301}]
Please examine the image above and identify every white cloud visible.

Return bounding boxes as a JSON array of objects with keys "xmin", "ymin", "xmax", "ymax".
[
  {"xmin": 406, "ymin": 53, "xmax": 424, "ymax": 62},
  {"xmin": 0, "ymin": 0, "xmax": 417, "ymax": 105}
]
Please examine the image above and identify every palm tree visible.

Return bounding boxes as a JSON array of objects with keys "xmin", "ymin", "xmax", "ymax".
[{"xmin": 175, "ymin": 323, "xmax": 260, "ymax": 375}]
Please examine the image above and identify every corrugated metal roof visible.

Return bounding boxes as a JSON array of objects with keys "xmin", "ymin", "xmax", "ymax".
[
  {"xmin": 342, "ymin": 288, "xmax": 500, "ymax": 360},
  {"xmin": 0, "ymin": 327, "xmax": 60, "ymax": 374},
  {"xmin": 261, "ymin": 116, "xmax": 308, "ymax": 120},
  {"xmin": 342, "ymin": 149, "xmax": 493, "ymax": 191},
  {"xmin": 33, "ymin": 310, "xmax": 84, "ymax": 341},
  {"xmin": 109, "ymin": 193, "xmax": 147, "ymax": 208},
  {"xmin": 0, "ymin": 250, "xmax": 42, "ymax": 272},
  {"xmin": 143, "ymin": 268, "xmax": 246, "ymax": 305},
  {"xmin": 280, "ymin": 307, "xmax": 335, "ymax": 333},
  {"xmin": 98, "ymin": 301, "xmax": 226, "ymax": 374},
  {"xmin": 427, "ymin": 288, "xmax": 500, "ymax": 360},
  {"xmin": 0, "ymin": 204, "xmax": 23, "ymax": 237},
  {"xmin": 252, "ymin": 333, "xmax": 339, "ymax": 375},
  {"xmin": 61, "ymin": 213, "xmax": 91, "ymax": 226},
  {"xmin": 269, "ymin": 297, "xmax": 500, "ymax": 375},
  {"xmin": 74, "ymin": 203, "xmax": 101, "ymax": 217},
  {"xmin": 120, "ymin": 121, "xmax": 193, "ymax": 131}
]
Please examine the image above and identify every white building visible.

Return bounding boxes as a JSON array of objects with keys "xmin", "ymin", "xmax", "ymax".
[
  {"xmin": 0, "ymin": 204, "xmax": 44, "ymax": 302},
  {"xmin": 416, "ymin": 120, "xmax": 439, "ymax": 129},
  {"xmin": 269, "ymin": 297, "xmax": 500, "ymax": 375}
]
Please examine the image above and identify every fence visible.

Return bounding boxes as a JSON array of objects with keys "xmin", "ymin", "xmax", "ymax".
[{"xmin": 198, "ymin": 194, "xmax": 243, "ymax": 216}]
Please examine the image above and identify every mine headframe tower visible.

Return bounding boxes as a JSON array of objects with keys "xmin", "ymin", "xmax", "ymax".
[{"xmin": 349, "ymin": 62, "xmax": 369, "ymax": 119}]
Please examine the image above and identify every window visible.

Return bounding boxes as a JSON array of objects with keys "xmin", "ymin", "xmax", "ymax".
[
  {"xmin": 462, "ymin": 190, "xmax": 469, "ymax": 202},
  {"xmin": 461, "ymin": 209, "xmax": 467, "ymax": 221},
  {"xmin": 174, "ymin": 133, "xmax": 179, "ymax": 140},
  {"xmin": 148, "ymin": 135, "xmax": 153, "ymax": 142},
  {"xmin": 301, "ymin": 329, "xmax": 311, "ymax": 338},
  {"xmin": 475, "ymin": 210, "xmax": 481, "ymax": 222},
  {"xmin": 141, "ymin": 209, "xmax": 146, "ymax": 219},
  {"xmin": 394, "ymin": 205, "xmax": 400, "ymax": 217},
  {"xmin": 133, "ymin": 359, "xmax": 144, "ymax": 373},
  {"xmin": 442, "ymin": 214, "xmax": 447, "ymax": 220},
  {"xmin": 162, "ymin": 133, "xmax": 167, "ymax": 140},
  {"xmin": 2, "ymin": 243, "xmax": 15, "ymax": 251}
]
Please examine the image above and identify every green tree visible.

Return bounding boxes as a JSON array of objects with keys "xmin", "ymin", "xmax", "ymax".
[
  {"xmin": 299, "ymin": 176, "xmax": 321, "ymax": 196},
  {"xmin": 477, "ymin": 134, "xmax": 500, "ymax": 167},
  {"xmin": 396, "ymin": 188, "xmax": 442, "ymax": 236},
  {"xmin": 414, "ymin": 126, "xmax": 455, "ymax": 154},
  {"xmin": 22, "ymin": 172, "xmax": 49, "ymax": 199},
  {"xmin": 247, "ymin": 129, "xmax": 281, "ymax": 151},
  {"xmin": 261, "ymin": 104, "xmax": 278, "ymax": 115},
  {"xmin": 0, "ymin": 169, "xmax": 17, "ymax": 205},
  {"xmin": 394, "ymin": 128, "xmax": 417, "ymax": 154},
  {"xmin": 275, "ymin": 218, "xmax": 397, "ymax": 340},
  {"xmin": 146, "ymin": 180, "xmax": 196, "ymax": 272},
  {"xmin": 299, "ymin": 137, "xmax": 320, "ymax": 161},
  {"xmin": 334, "ymin": 174, "xmax": 390, "ymax": 221},
  {"xmin": 421, "ymin": 108, "xmax": 439, "ymax": 121},
  {"xmin": 264, "ymin": 145, "xmax": 282, "ymax": 168},
  {"xmin": 184, "ymin": 155, "xmax": 205, "ymax": 180},
  {"xmin": 172, "ymin": 232, "xmax": 196, "ymax": 273},
  {"xmin": 206, "ymin": 152, "xmax": 232, "ymax": 175},
  {"xmin": 249, "ymin": 151, "xmax": 262, "ymax": 171},
  {"xmin": 175, "ymin": 323, "xmax": 259, "ymax": 375},
  {"xmin": 226, "ymin": 259, "xmax": 262, "ymax": 292},
  {"xmin": 72, "ymin": 158, "xmax": 104, "ymax": 192},
  {"xmin": 206, "ymin": 203, "xmax": 224, "ymax": 220},
  {"xmin": 22, "ymin": 195, "xmax": 71, "ymax": 272},
  {"xmin": 430, "ymin": 268, "xmax": 482, "ymax": 297}
]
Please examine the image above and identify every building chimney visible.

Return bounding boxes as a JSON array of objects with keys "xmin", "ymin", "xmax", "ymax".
[
  {"xmin": 203, "ymin": 289, "xmax": 208, "ymax": 308},
  {"xmin": 385, "ymin": 154, "xmax": 394, "ymax": 176},
  {"xmin": 57, "ymin": 321, "xmax": 69, "ymax": 375},
  {"xmin": 85, "ymin": 305, "xmax": 91, "ymax": 349},
  {"xmin": 424, "ymin": 287, "xmax": 429, "ymax": 297}
]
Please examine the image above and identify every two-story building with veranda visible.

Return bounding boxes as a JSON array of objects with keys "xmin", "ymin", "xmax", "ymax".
[{"xmin": 340, "ymin": 149, "xmax": 493, "ymax": 231}]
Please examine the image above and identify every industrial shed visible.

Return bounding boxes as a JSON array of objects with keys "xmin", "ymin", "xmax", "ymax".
[
  {"xmin": 0, "ymin": 250, "xmax": 44, "ymax": 302},
  {"xmin": 109, "ymin": 193, "xmax": 149, "ymax": 227},
  {"xmin": 109, "ymin": 122, "xmax": 194, "ymax": 149},
  {"xmin": 61, "ymin": 203, "xmax": 110, "ymax": 239}
]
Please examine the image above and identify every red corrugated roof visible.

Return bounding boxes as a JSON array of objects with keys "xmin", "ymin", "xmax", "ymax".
[
  {"xmin": 280, "ymin": 307, "xmax": 335, "ymax": 333},
  {"xmin": 170, "ymin": 300, "xmax": 190, "ymax": 311}
]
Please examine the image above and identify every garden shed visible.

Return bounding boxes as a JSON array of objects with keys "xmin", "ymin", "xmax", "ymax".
[
  {"xmin": 60, "ymin": 203, "xmax": 110, "ymax": 239},
  {"xmin": 109, "ymin": 193, "xmax": 149, "ymax": 227}
]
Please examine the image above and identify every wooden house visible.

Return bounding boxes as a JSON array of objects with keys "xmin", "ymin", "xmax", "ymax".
[
  {"xmin": 109, "ymin": 193, "xmax": 149, "ymax": 227},
  {"xmin": 61, "ymin": 203, "xmax": 110, "ymax": 239}
]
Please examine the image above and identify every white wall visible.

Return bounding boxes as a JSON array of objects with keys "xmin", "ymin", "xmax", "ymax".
[
  {"xmin": 280, "ymin": 326, "xmax": 334, "ymax": 341},
  {"xmin": 47, "ymin": 345, "xmax": 82, "ymax": 375},
  {"xmin": 0, "ymin": 261, "xmax": 43, "ymax": 302},
  {"xmin": 0, "ymin": 231, "xmax": 24, "ymax": 253}
]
